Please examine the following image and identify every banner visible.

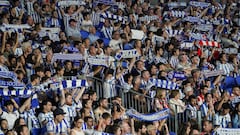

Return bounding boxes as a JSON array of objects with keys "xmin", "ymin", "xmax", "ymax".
[
  {"xmin": 167, "ymin": 2, "xmax": 187, "ymax": 8},
  {"xmin": 202, "ymin": 70, "xmax": 225, "ymax": 78},
  {"xmin": 184, "ymin": 16, "xmax": 201, "ymax": 23},
  {"xmin": 150, "ymin": 78, "xmax": 179, "ymax": 90},
  {"xmin": 1, "ymin": 24, "xmax": 31, "ymax": 29},
  {"xmin": 214, "ymin": 128, "xmax": 240, "ymax": 135},
  {"xmin": 195, "ymin": 24, "xmax": 213, "ymax": 32},
  {"xmin": 51, "ymin": 53, "xmax": 84, "ymax": 63},
  {"xmin": 87, "ymin": 56, "xmax": 109, "ymax": 67},
  {"xmin": 180, "ymin": 42, "xmax": 194, "ymax": 49},
  {"xmin": 131, "ymin": 29, "xmax": 145, "ymax": 40},
  {"xmin": 126, "ymin": 108, "xmax": 170, "ymax": 121},
  {"xmin": 189, "ymin": 1, "xmax": 210, "ymax": 8},
  {"xmin": 115, "ymin": 49, "xmax": 139, "ymax": 60},
  {"xmin": 41, "ymin": 27, "xmax": 60, "ymax": 33},
  {"xmin": 168, "ymin": 71, "xmax": 187, "ymax": 80},
  {"xmin": 139, "ymin": 15, "xmax": 158, "ymax": 22},
  {"xmin": 0, "ymin": 80, "xmax": 25, "ymax": 89},
  {"xmin": 57, "ymin": 1, "xmax": 86, "ymax": 7}
]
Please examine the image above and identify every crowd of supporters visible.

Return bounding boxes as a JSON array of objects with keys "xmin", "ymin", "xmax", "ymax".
[{"xmin": 0, "ymin": 0, "xmax": 239, "ymax": 135}]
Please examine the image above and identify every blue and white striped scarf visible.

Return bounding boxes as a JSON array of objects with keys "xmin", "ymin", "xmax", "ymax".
[
  {"xmin": 190, "ymin": 33, "xmax": 207, "ymax": 41},
  {"xmin": 171, "ymin": 11, "xmax": 186, "ymax": 18},
  {"xmin": 0, "ymin": 1, "xmax": 10, "ymax": 7},
  {"xmin": 139, "ymin": 15, "xmax": 158, "ymax": 22},
  {"xmin": 167, "ymin": 71, "xmax": 187, "ymax": 80},
  {"xmin": 184, "ymin": 16, "xmax": 201, "ymax": 23},
  {"xmin": 189, "ymin": 1, "xmax": 210, "ymax": 8},
  {"xmin": 195, "ymin": 24, "xmax": 213, "ymax": 32},
  {"xmin": 100, "ymin": 12, "xmax": 127, "ymax": 24},
  {"xmin": 115, "ymin": 49, "xmax": 139, "ymax": 60},
  {"xmin": 168, "ymin": 2, "xmax": 187, "ymax": 9},
  {"xmin": 93, "ymin": 0, "xmax": 116, "ymax": 5},
  {"xmin": 180, "ymin": 42, "xmax": 194, "ymax": 49},
  {"xmin": 166, "ymin": 29, "xmax": 183, "ymax": 37},
  {"xmin": 51, "ymin": 53, "xmax": 84, "ymax": 63},
  {"xmin": 57, "ymin": 1, "xmax": 86, "ymax": 7},
  {"xmin": 150, "ymin": 78, "xmax": 179, "ymax": 90},
  {"xmin": 126, "ymin": 108, "xmax": 170, "ymax": 121}
]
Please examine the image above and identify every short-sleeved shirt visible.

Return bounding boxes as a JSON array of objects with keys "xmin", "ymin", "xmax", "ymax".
[
  {"xmin": 46, "ymin": 119, "xmax": 69, "ymax": 135},
  {"xmin": 38, "ymin": 112, "xmax": 54, "ymax": 127},
  {"xmin": 0, "ymin": 110, "xmax": 19, "ymax": 129}
]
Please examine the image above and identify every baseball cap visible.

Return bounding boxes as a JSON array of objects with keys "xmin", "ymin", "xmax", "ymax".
[{"xmin": 53, "ymin": 108, "xmax": 66, "ymax": 116}]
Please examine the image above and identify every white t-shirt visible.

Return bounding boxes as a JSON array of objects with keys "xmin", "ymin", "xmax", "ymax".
[{"xmin": 0, "ymin": 110, "xmax": 19, "ymax": 129}]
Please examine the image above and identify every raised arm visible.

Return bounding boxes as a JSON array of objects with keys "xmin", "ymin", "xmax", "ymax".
[
  {"xmin": 73, "ymin": 87, "xmax": 85, "ymax": 103},
  {"xmin": 19, "ymin": 96, "xmax": 32, "ymax": 113}
]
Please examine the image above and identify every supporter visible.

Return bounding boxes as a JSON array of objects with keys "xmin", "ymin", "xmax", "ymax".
[
  {"xmin": 232, "ymin": 102, "xmax": 240, "ymax": 128},
  {"xmin": 45, "ymin": 108, "xmax": 70, "ymax": 135},
  {"xmin": 0, "ymin": 119, "xmax": 8, "ymax": 134},
  {"xmin": 94, "ymin": 98, "xmax": 110, "ymax": 121},
  {"xmin": 0, "ymin": 0, "xmax": 239, "ymax": 135},
  {"xmin": 213, "ymin": 103, "xmax": 232, "ymax": 128},
  {"xmin": 70, "ymin": 116, "xmax": 84, "ymax": 135},
  {"xmin": 185, "ymin": 95, "xmax": 198, "ymax": 120},
  {"xmin": 37, "ymin": 100, "xmax": 53, "ymax": 127},
  {"xmin": 202, "ymin": 120, "xmax": 214, "ymax": 135},
  {"xmin": 134, "ymin": 121, "xmax": 147, "ymax": 135},
  {"xmin": 15, "ymin": 125, "xmax": 29, "ymax": 135},
  {"xmin": 200, "ymin": 93, "xmax": 215, "ymax": 121},
  {"xmin": 169, "ymin": 90, "xmax": 185, "ymax": 114}
]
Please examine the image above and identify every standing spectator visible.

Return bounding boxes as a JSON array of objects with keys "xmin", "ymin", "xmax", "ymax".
[
  {"xmin": 232, "ymin": 102, "xmax": 240, "ymax": 128},
  {"xmin": 185, "ymin": 95, "xmax": 198, "ymax": 121},
  {"xmin": 45, "ymin": 108, "xmax": 70, "ymax": 135},
  {"xmin": 70, "ymin": 116, "xmax": 84, "ymax": 135},
  {"xmin": 214, "ymin": 103, "xmax": 232, "ymax": 128}
]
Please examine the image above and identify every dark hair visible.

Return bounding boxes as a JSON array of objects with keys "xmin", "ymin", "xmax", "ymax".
[
  {"xmin": 188, "ymin": 95, "xmax": 197, "ymax": 102},
  {"xmin": 84, "ymin": 116, "xmax": 93, "ymax": 122},
  {"xmin": 13, "ymin": 118, "xmax": 25, "ymax": 130},
  {"xmin": 35, "ymin": 66, "xmax": 44, "ymax": 73},
  {"xmin": 15, "ymin": 125, "xmax": 28, "ymax": 135},
  {"xmin": 30, "ymin": 74, "xmax": 40, "ymax": 82},
  {"xmin": 102, "ymin": 112, "xmax": 111, "ymax": 119}
]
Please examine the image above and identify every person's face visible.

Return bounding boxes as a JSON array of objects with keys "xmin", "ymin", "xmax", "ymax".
[
  {"xmin": 86, "ymin": 100, "xmax": 92, "ymax": 108},
  {"xmin": 56, "ymin": 114, "xmax": 65, "ymax": 123},
  {"xmin": 190, "ymin": 98, "xmax": 197, "ymax": 106},
  {"xmin": 143, "ymin": 71, "xmax": 150, "ymax": 80},
  {"xmin": 115, "ymin": 127, "xmax": 121, "ymax": 135},
  {"xmin": 113, "ymin": 32, "xmax": 120, "ymax": 40},
  {"xmin": 205, "ymin": 94, "xmax": 212, "ymax": 103},
  {"xmin": 223, "ymin": 108, "xmax": 230, "ymax": 115},
  {"xmin": 0, "ymin": 120, "xmax": 8, "ymax": 130},
  {"xmin": 90, "ymin": 93, "xmax": 97, "ymax": 101},
  {"xmin": 104, "ymin": 117, "xmax": 111, "ymax": 125},
  {"xmin": 19, "ymin": 119, "xmax": 26, "ymax": 125},
  {"xmin": 101, "ymin": 99, "xmax": 108, "ymax": 109},
  {"xmin": 203, "ymin": 121, "xmax": 212, "ymax": 132},
  {"xmin": 0, "ymin": 55, "xmax": 6, "ymax": 64},
  {"xmin": 128, "ymin": 75, "xmax": 133, "ymax": 84},
  {"xmin": 83, "ymin": 109, "xmax": 91, "ymax": 117},
  {"xmin": 6, "ymin": 104, "xmax": 14, "ymax": 112},
  {"xmin": 65, "ymin": 62, "xmax": 72, "ymax": 70},
  {"xmin": 136, "ymin": 61, "xmax": 144, "ymax": 70},
  {"xmin": 233, "ymin": 87, "xmax": 240, "ymax": 96},
  {"xmin": 21, "ymin": 126, "xmax": 29, "ymax": 135},
  {"xmin": 75, "ymin": 119, "xmax": 83, "ymax": 128},
  {"xmin": 141, "ymin": 125, "xmax": 147, "ymax": 134},
  {"xmin": 202, "ymin": 87, "xmax": 208, "ymax": 94},
  {"xmin": 122, "ymin": 122, "xmax": 130, "ymax": 133},
  {"xmin": 44, "ymin": 102, "xmax": 52, "ymax": 112},
  {"xmin": 191, "ymin": 129, "xmax": 200, "ymax": 135},
  {"xmin": 66, "ymin": 95, "xmax": 73, "ymax": 105},
  {"xmin": 86, "ymin": 118, "xmax": 93, "ymax": 127},
  {"xmin": 58, "ymin": 68, "xmax": 64, "ymax": 76},
  {"xmin": 151, "ymin": 65, "xmax": 158, "ymax": 75}
]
